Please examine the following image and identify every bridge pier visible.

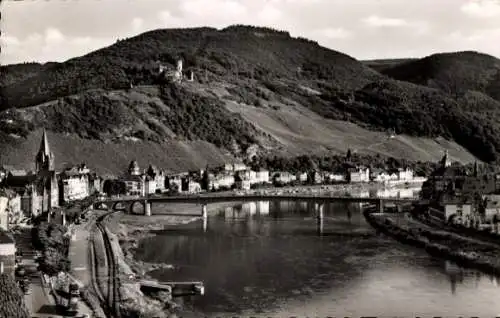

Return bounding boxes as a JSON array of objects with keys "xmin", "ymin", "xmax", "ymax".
[
  {"xmin": 316, "ymin": 203, "xmax": 324, "ymax": 235},
  {"xmin": 202, "ymin": 204, "xmax": 208, "ymax": 232},
  {"xmin": 144, "ymin": 200, "xmax": 151, "ymax": 216},
  {"xmin": 378, "ymin": 199, "xmax": 384, "ymax": 214}
]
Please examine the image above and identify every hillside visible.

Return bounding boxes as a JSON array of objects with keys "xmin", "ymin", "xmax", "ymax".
[
  {"xmin": 1, "ymin": 25, "xmax": 499, "ymax": 172},
  {"xmin": 0, "ymin": 84, "xmax": 477, "ymax": 175},
  {"xmin": 381, "ymin": 51, "xmax": 500, "ymax": 100}
]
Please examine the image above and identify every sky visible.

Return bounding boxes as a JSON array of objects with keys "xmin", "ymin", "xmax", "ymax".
[{"xmin": 1, "ymin": 0, "xmax": 500, "ymax": 65}]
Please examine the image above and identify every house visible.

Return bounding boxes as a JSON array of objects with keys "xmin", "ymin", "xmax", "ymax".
[
  {"xmin": 236, "ymin": 179, "xmax": 251, "ymax": 190},
  {"xmin": 296, "ymin": 172, "xmax": 308, "ymax": 183},
  {"xmin": 348, "ymin": 167, "xmax": 370, "ymax": 183},
  {"xmin": 59, "ymin": 163, "xmax": 91, "ymax": 203},
  {"xmin": 0, "ymin": 197, "xmax": 8, "ymax": 230},
  {"xmin": 121, "ymin": 161, "xmax": 146, "ymax": 196},
  {"xmin": 224, "ymin": 162, "xmax": 247, "ymax": 172},
  {"xmin": 272, "ymin": 172, "xmax": 296, "ymax": 185},
  {"xmin": 372, "ymin": 170, "xmax": 392, "ymax": 183},
  {"xmin": 182, "ymin": 179, "xmax": 201, "ymax": 194},
  {"xmin": 166, "ymin": 174, "xmax": 185, "ymax": 193},
  {"xmin": 89, "ymin": 173, "xmax": 103, "ymax": 194},
  {"xmin": 209, "ymin": 173, "xmax": 235, "ymax": 191},
  {"xmin": 252, "ymin": 169, "xmax": 270, "ymax": 184},
  {"xmin": 0, "ymin": 230, "xmax": 16, "ymax": 276},
  {"xmin": 146, "ymin": 165, "xmax": 166, "ymax": 192},
  {"xmin": 397, "ymin": 167, "xmax": 414, "ymax": 181},
  {"xmin": 308, "ymin": 171, "xmax": 324, "ymax": 184},
  {"xmin": 327, "ymin": 173, "xmax": 346, "ymax": 183},
  {"xmin": 481, "ymin": 195, "xmax": 500, "ymax": 220},
  {"xmin": 144, "ymin": 176, "xmax": 156, "ymax": 195}
]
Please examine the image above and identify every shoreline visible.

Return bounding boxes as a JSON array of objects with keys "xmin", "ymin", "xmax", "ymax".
[
  {"xmin": 363, "ymin": 209, "xmax": 500, "ymax": 277},
  {"xmin": 103, "ymin": 202, "xmax": 242, "ymax": 316},
  {"xmin": 103, "ymin": 182, "xmax": 423, "ymax": 316}
]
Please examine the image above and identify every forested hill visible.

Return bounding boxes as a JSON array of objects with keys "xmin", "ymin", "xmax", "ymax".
[
  {"xmin": 381, "ymin": 51, "xmax": 500, "ymax": 101},
  {"xmin": 0, "ymin": 25, "xmax": 498, "ymax": 173}
]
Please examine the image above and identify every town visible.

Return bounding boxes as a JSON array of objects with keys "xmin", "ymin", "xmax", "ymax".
[{"xmin": 1, "ymin": 129, "xmax": 500, "ymax": 317}]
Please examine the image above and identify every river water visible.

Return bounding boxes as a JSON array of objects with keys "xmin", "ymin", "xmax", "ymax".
[{"xmin": 134, "ymin": 187, "xmax": 500, "ymax": 317}]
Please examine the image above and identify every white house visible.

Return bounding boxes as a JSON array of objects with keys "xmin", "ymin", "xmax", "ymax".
[
  {"xmin": 296, "ymin": 172, "xmax": 308, "ymax": 183},
  {"xmin": 59, "ymin": 164, "xmax": 91, "ymax": 202},
  {"xmin": 273, "ymin": 172, "xmax": 297, "ymax": 184},
  {"xmin": 327, "ymin": 173, "xmax": 346, "ymax": 182},
  {"xmin": 224, "ymin": 162, "xmax": 247, "ymax": 172},
  {"xmin": 209, "ymin": 172, "xmax": 235, "ymax": 190},
  {"xmin": 254, "ymin": 169, "xmax": 270, "ymax": 184},
  {"xmin": 349, "ymin": 167, "xmax": 370, "ymax": 183},
  {"xmin": 398, "ymin": 168, "xmax": 414, "ymax": 181}
]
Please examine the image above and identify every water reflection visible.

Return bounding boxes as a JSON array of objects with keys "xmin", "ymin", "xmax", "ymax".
[{"xmin": 134, "ymin": 190, "xmax": 500, "ymax": 317}]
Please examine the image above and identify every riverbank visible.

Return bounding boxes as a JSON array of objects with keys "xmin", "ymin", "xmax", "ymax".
[
  {"xmin": 363, "ymin": 209, "xmax": 500, "ymax": 276},
  {"xmin": 102, "ymin": 202, "xmax": 241, "ymax": 317}
]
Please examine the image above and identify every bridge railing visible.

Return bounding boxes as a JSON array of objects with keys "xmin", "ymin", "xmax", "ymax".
[{"xmin": 96, "ymin": 192, "xmax": 419, "ymax": 204}]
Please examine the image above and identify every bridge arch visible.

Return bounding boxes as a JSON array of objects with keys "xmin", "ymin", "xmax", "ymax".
[
  {"xmin": 130, "ymin": 200, "xmax": 146, "ymax": 215},
  {"xmin": 112, "ymin": 201, "xmax": 127, "ymax": 211}
]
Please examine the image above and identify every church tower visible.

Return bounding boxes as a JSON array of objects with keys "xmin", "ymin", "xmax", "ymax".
[
  {"xmin": 36, "ymin": 128, "xmax": 55, "ymax": 172},
  {"xmin": 440, "ymin": 150, "xmax": 451, "ymax": 169}
]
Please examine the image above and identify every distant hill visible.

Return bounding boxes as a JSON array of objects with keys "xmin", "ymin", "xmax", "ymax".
[
  {"xmin": 381, "ymin": 51, "xmax": 500, "ymax": 101},
  {"xmin": 1, "ymin": 25, "xmax": 499, "ymax": 173},
  {"xmin": 362, "ymin": 58, "xmax": 417, "ymax": 72}
]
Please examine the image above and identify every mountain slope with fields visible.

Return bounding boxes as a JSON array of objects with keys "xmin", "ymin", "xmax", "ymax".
[{"xmin": 0, "ymin": 25, "xmax": 498, "ymax": 173}]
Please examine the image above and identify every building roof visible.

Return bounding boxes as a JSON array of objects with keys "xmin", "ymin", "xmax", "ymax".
[
  {"xmin": 9, "ymin": 169, "xmax": 28, "ymax": 177},
  {"xmin": 39, "ymin": 128, "xmax": 52, "ymax": 158},
  {"xmin": 4, "ymin": 174, "xmax": 36, "ymax": 188},
  {"xmin": 120, "ymin": 174, "xmax": 144, "ymax": 182},
  {"xmin": 0, "ymin": 230, "xmax": 15, "ymax": 245}
]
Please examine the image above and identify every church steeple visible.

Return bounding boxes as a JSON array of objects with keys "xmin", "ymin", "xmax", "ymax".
[
  {"xmin": 36, "ymin": 128, "xmax": 55, "ymax": 172},
  {"xmin": 441, "ymin": 150, "xmax": 451, "ymax": 168}
]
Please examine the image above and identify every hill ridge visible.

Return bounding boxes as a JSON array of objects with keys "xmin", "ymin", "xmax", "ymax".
[{"xmin": 1, "ymin": 24, "xmax": 500, "ymax": 170}]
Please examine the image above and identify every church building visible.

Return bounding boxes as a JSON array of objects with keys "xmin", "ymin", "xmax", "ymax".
[
  {"xmin": 3, "ymin": 129, "xmax": 59, "ymax": 217},
  {"xmin": 30, "ymin": 129, "xmax": 60, "ymax": 216}
]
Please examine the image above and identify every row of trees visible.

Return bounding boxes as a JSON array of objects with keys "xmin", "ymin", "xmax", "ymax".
[
  {"xmin": 245, "ymin": 153, "xmax": 439, "ymax": 177},
  {"xmin": 31, "ymin": 222, "xmax": 71, "ymax": 276}
]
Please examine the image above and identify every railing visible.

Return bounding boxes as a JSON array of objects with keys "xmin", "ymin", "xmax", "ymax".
[{"xmin": 97, "ymin": 193, "xmax": 419, "ymax": 204}]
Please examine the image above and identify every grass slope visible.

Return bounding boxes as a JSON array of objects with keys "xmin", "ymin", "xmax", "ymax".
[{"xmin": 0, "ymin": 129, "xmax": 234, "ymax": 176}]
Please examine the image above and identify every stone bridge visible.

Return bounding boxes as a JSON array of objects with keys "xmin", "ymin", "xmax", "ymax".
[{"xmin": 94, "ymin": 193, "xmax": 417, "ymax": 216}]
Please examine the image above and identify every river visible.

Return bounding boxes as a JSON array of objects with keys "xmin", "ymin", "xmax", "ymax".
[{"xmin": 133, "ymin": 187, "xmax": 500, "ymax": 317}]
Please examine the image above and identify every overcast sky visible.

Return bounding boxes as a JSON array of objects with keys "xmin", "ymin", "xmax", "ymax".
[{"xmin": 2, "ymin": 0, "xmax": 500, "ymax": 65}]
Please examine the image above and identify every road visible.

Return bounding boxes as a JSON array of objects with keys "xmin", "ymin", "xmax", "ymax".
[
  {"xmin": 13, "ymin": 220, "xmax": 96, "ymax": 318},
  {"xmin": 67, "ymin": 216, "xmax": 98, "ymax": 318},
  {"xmin": 13, "ymin": 228, "xmax": 60, "ymax": 318}
]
